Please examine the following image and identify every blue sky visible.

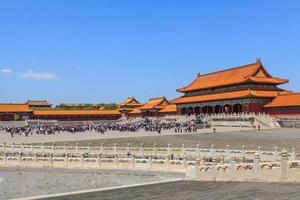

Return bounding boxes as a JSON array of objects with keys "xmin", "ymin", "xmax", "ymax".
[{"xmin": 0, "ymin": 0, "xmax": 300, "ymax": 105}]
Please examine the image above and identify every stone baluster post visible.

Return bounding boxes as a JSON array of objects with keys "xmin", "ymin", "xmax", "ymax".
[
  {"xmin": 200, "ymin": 156, "xmax": 205, "ymax": 166},
  {"xmin": 211, "ymin": 157, "xmax": 217, "ymax": 181},
  {"xmin": 127, "ymin": 143, "xmax": 131, "ymax": 155},
  {"xmin": 76, "ymin": 143, "xmax": 79, "ymax": 154},
  {"xmin": 21, "ymin": 143, "xmax": 24, "ymax": 154},
  {"xmin": 291, "ymin": 148, "xmax": 296, "ymax": 160},
  {"xmin": 31, "ymin": 144, "xmax": 34, "ymax": 153},
  {"xmin": 100, "ymin": 143, "xmax": 104, "ymax": 154},
  {"xmin": 131, "ymin": 155, "xmax": 135, "ymax": 169},
  {"xmin": 281, "ymin": 149, "xmax": 288, "ymax": 180},
  {"xmin": 49, "ymin": 154, "xmax": 53, "ymax": 168},
  {"xmin": 112, "ymin": 153, "xmax": 118, "ymax": 168},
  {"xmin": 12, "ymin": 142, "xmax": 15, "ymax": 154},
  {"xmin": 167, "ymin": 144, "xmax": 171, "ymax": 156},
  {"xmin": 97, "ymin": 154, "xmax": 102, "ymax": 168},
  {"xmin": 148, "ymin": 156, "xmax": 152, "ymax": 170},
  {"xmin": 112, "ymin": 143, "xmax": 116, "ymax": 155},
  {"xmin": 19, "ymin": 153, "xmax": 22, "ymax": 165},
  {"xmin": 183, "ymin": 156, "xmax": 188, "ymax": 170},
  {"xmin": 88, "ymin": 143, "xmax": 92, "ymax": 154},
  {"xmin": 65, "ymin": 154, "xmax": 68, "ymax": 167},
  {"xmin": 241, "ymin": 145, "xmax": 245, "ymax": 160},
  {"xmin": 210, "ymin": 144, "xmax": 215, "ymax": 158},
  {"xmin": 274, "ymin": 146, "xmax": 279, "ymax": 161},
  {"xmin": 64, "ymin": 142, "xmax": 68, "ymax": 154},
  {"xmin": 252, "ymin": 153, "xmax": 259, "ymax": 179},
  {"xmin": 196, "ymin": 144, "xmax": 200, "ymax": 159},
  {"xmin": 230, "ymin": 156, "xmax": 237, "ymax": 180},
  {"xmin": 257, "ymin": 146, "xmax": 262, "ymax": 161},
  {"xmin": 165, "ymin": 155, "xmax": 170, "ymax": 170},
  {"xmin": 53, "ymin": 143, "xmax": 56, "ymax": 154},
  {"xmin": 41, "ymin": 143, "xmax": 45, "ymax": 154},
  {"xmin": 140, "ymin": 143, "xmax": 144, "ymax": 156},
  {"xmin": 3, "ymin": 142, "xmax": 6, "ymax": 153},
  {"xmin": 34, "ymin": 153, "xmax": 37, "ymax": 166},
  {"xmin": 154, "ymin": 143, "xmax": 158, "ymax": 156},
  {"xmin": 182, "ymin": 144, "xmax": 186, "ymax": 157},
  {"xmin": 4, "ymin": 153, "xmax": 7, "ymax": 166},
  {"xmin": 81, "ymin": 153, "xmax": 85, "ymax": 166}
]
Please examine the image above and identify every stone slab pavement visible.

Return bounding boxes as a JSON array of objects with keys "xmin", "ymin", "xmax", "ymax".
[{"xmin": 41, "ymin": 180, "xmax": 300, "ymax": 200}]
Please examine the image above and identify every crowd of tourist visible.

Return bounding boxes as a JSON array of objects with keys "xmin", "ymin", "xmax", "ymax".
[{"xmin": 0, "ymin": 120, "xmax": 198, "ymax": 138}]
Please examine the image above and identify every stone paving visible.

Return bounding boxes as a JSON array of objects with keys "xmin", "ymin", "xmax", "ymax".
[
  {"xmin": 50, "ymin": 128, "xmax": 300, "ymax": 151},
  {"xmin": 0, "ymin": 168, "xmax": 182, "ymax": 200},
  {"xmin": 0, "ymin": 127, "xmax": 248, "ymax": 144},
  {"xmin": 43, "ymin": 181, "xmax": 300, "ymax": 200}
]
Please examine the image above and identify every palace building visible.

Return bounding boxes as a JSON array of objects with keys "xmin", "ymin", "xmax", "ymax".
[
  {"xmin": 263, "ymin": 93, "xmax": 300, "ymax": 117},
  {"xmin": 127, "ymin": 108, "xmax": 142, "ymax": 118},
  {"xmin": 158, "ymin": 104, "xmax": 178, "ymax": 116},
  {"xmin": 138, "ymin": 97, "xmax": 170, "ymax": 117},
  {"xmin": 118, "ymin": 97, "xmax": 142, "ymax": 116},
  {"xmin": 173, "ymin": 59, "xmax": 290, "ymax": 115},
  {"xmin": 0, "ymin": 104, "xmax": 31, "ymax": 121},
  {"xmin": 25, "ymin": 100, "xmax": 52, "ymax": 109}
]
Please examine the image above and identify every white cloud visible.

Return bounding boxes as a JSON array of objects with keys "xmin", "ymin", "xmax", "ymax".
[
  {"xmin": 21, "ymin": 70, "xmax": 59, "ymax": 80},
  {"xmin": 0, "ymin": 68, "xmax": 13, "ymax": 75}
]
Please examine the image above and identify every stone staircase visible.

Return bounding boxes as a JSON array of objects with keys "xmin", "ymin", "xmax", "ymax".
[
  {"xmin": 206, "ymin": 113, "xmax": 281, "ymax": 129},
  {"xmin": 255, "ymin": 113, "xmax": 281, "ymax": 128}
]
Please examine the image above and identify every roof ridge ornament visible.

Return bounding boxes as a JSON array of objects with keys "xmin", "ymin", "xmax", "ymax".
[
  {"xmin": 256, "ymin": 57, "xmax": 261, "ymax": 64},
  {"xmin": 197, "ymin": 73, "xmax": 201, "ymax": 77}
]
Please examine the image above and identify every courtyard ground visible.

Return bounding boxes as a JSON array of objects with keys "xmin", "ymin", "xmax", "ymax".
[
  {"xmin": 1, "ymin": 127, "xmax": 300, "ymax": 151},
  {"xmin": 0, "ymin": 168, "xmax": 182, "ymax": 200},
  {"xmin": 48, "ymin": 128, "xmax": 300, "ymax": 151},
  {"xmin": 42, "ymin": 180, "xmax": 300, "ymax": 200}
]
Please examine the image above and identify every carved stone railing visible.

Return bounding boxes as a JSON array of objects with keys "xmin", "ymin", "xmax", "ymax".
[
  {"xmin": 1, "ymin": 144, "xmax": 300, "ymax": 182},
  {"xmin": 0, "ymin": 152, "xmax": 189, "ymax": 173},
  {"xmin": 186, "ymin": 149, "xmax": 300, "ymax": 182},
  {"xmin": 0, "ymin": 143, "xmax": 297, "ymax": 162}
]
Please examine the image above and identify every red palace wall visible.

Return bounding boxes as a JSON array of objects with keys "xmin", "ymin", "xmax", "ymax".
[
  {"xmin": 249, "ymin": 103, "xmax": 264, "ymax": 113},
  {"xmin": 265, "ymin": 108, "xmax": 300, "ymax": 116},
  {"xmin": 32, "ymin": 115, "xmax": 121, "ymax": 121},
  {"xmin": 0, "ymin": 114, "xmax": 14, "ymax": 121}
]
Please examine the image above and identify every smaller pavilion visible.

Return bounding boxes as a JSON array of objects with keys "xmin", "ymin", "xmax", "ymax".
[
  {"xmin": 118, "ymin": 97, "xmax": 142, "ymax": 116},
  {"xmin": 138, "ymin": 97, "xmax": 170, "ymax": 117},
  {"xmin": 158, "ymin": 104, "xmax": 178, "ymax": 117},
  {"xmin": 25, "ymin": 100, "xmax": 52, "ymax": 109},
  {"xmin": 128, "ymin": 108, "xmax": 142, "ymax": 118}
]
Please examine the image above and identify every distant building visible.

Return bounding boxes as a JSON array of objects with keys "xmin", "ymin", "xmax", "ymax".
[
  {"xmin": 128, "ymin": 108, "xmax": 142, "ymax": 118},
  {"xmin": 32, "ymin": 110, "xmax": 121, "ymax": 121},
  {"xmin": 139, "ymin": 97, "xmax": 170, "ymax": 117},
  {"xmin": 159, "ymin": 104, "xmax": 178, "ymax": 117},
  {"xmin": 118, "ymin": 97, "xmax": 142, "ymax": 116},
  {"xmin": 0, "ymin": 104, "xmax": 31, "ymax": 121},
  {"xmin": 56, "ymin": 103, "xmax": 103, "ymax": 109},
  {"xmin": 59, "ymin": 103, "xmax": 103, "ymax": 107},
  {"xmin": 25, "ymin": 100, "xmax": 52, "ymax": 109}
]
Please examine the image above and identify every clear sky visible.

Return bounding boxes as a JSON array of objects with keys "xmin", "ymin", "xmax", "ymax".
[{"xmin": 0, "ymin": 0, "xmax": 300, "ymax": 105}]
